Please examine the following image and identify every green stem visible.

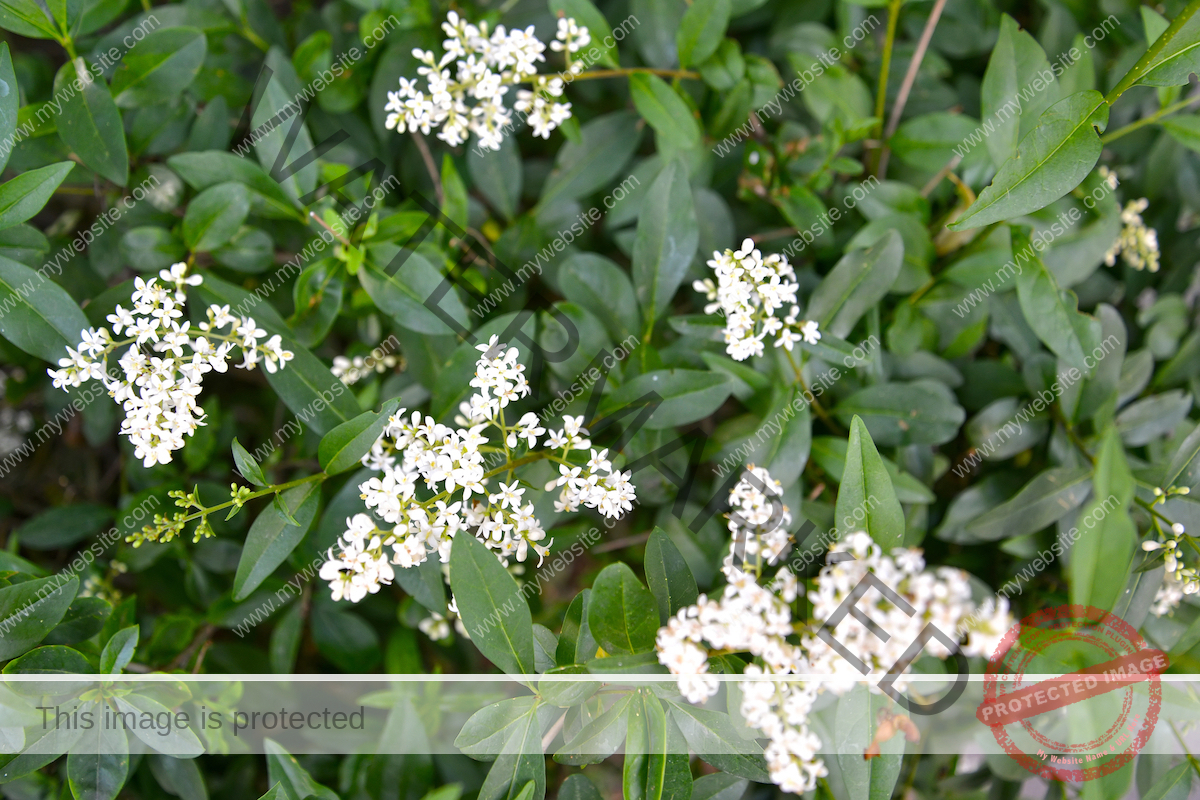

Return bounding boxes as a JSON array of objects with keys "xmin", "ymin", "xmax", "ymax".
[
  {"xmin": 240, "ymin": 22, "xmax": 271, "ymax": 53},
  {"xmin": 784, "ymin": 349, "xmax": 841, "ymax": 434},
  {"xmin": 176, "ymin": 473, "xmax": 326, "ymax": 527},
  {"xmin": 873, "ymin": 0, "xmax": 903, "ymax": 149},
  {"xmin": 61, "ymin": 37, "xmax": 78, "ymax": 60},
  {"xmin": 1101, "ymin": 94, "xmax": 1200, "ymax": 144},
  {"xmin": 569, "ymin": 67, "xmax": 700, "ymax": 82},
  {"xmin": 1105, "ymin": 0, "xmax": 1200, "ymax": 105}
]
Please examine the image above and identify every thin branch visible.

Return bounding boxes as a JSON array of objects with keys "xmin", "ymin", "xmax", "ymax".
[
  {"xmin": 879, "ymin": 0, "xmax": 948, "ymax": 179},
  {"xmin": 412, "ymin": 132, "xmax": 444, "ymax": 206}
]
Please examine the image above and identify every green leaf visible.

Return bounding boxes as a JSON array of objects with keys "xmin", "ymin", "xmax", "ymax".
[
  {"xmin": 630, "ymin": 74, "xmax": 701, "ymax": 150},
  {"xmin": 1140, "ymin": 10, "xmax": 1200, "ymax": 87},
  {"xmin": 587, "ymin": 563, "xmax": 658, "ymax": 655},
  {"xmin": 232, "ymin": 482, "xmax": 321, "ymax": 601},
  {"xmin": 269, "ymin": 603, "xmax": 303, "ymax": 673},
  {"xmin": 836, "ymin": 417, "xmax": 906, "ymax": 550},
  {"xmin": 554, "ymin": 693, "xmax": 631, "ymax": 765},
  {"xmin": 0, "ymin": 253, "xmax": 90, "ymax": 363},
  {"xmin": 1013, "ymin": 229, "xmax": 1100, "ymax": 372},
  {"xmin": 0, "ymin": 160, "xmax": 72, "ymax": 231},
  {"xmin": 556, "ymin": 590, "xmax": 597, "ymax": 665},
  {"xmin": 449, "ymin": 530, "xmax": 535, "ymax": 674},
  {"xmin": 632, "ymin": 158, "xmax": 699, "ymax": 322},
  {"xmin": 677, "ymin": 0, "xmax": 729, "ymax": 68},
  {"xmin": 52, "ymin": 58, "xmax": 128, "ymax": 186},
  {"xmin": 605, "ymin": 370, "xmax": 732, "ymax": 430},
  {"xmin": 549, "ymin": 0, "xmax": 619, "ymax": 67},
  {"xmin": 67, "ymin": 729, "xmax": 129, "ymax": 800},
  {"xmin": 834, "ymin": 380, "xmax": 966, "ymax": 447},
  {"xmin": 559, "ymin": 254, "xmax": 641, "ymax": 343},
  {"xmin": 13, "ymin": 503, "xmax": 111, "ymax": 550},
  {"xmin": 477, "ymin": 701, "xmax": 546, "ymax": 800},
  {"xmin": 44, "ymin": 596, "xmax": 110, "ymax": 646},
  {"xmin": 98, "ymin": 625, "xmax": 137, "ymax": 674},
  {"xmin": 558, "ymin": 776, "xmax": 603, "ymax": 800},
  {"xmin": 689, "ymin": 774, "xmax": 748, "ymax": 800},
  {"xmin": 0, "ymin": 575, "xmax": 78, "ymax": 660},
  {"xmin": 441, "ymin": 154, "xmax": 468, "ymax": 233},
  {"xmin": 310, "ymin": 606, "xmax": 379, "ymax": 671},
  {"xmin": 232, "ymin": 438, "xmax": 267, "ymax": 487},
  {"xmin": 468, "ymin": 137, "xmax": 522, "ymax": 221},
  {"xmin": 183, "ymin": 182, "xmax": 251, "ymax": 252},
  {"xmin": 111, "ymin": 27, "xmax": 206, "ymax": 107},
  {"xmin": 1164, "ymin": 421, "xmax": 1200, "ymax": 490},
  {"xmin": 623, "ymin": 691, "xmax": 676, "ymax": 800},
  {"xmin": 456, "ymin": 696, "xmax": 539, "ymax": 758},
  {"xmin": 0, "ymin": 0, "xmax": 57, "ymax": 39},
  {"xmin": 663, "ymin": 698, "xmax": 770, "ymax": 782},
  {"xmin": 1140, "ymin": 762, "xmax": 1194, "ymax": 800},
  {"xmin": 1161, "ymin": 115, "xmax": 1200, "ymax": 153},
  {"xmin": 0, "ymin": 46, "xmax": 21, "ymax": 175},
  {"xmin": 536, "ymin": 111, "xmax": 641, "ymax": 213},
  {"xmin": 394, "ymin": 556, "xmax": 448, "ymax": 616},
  {"xmin": 265, "ymin": 740, "xmax": 339, "ymax": 800},
  {"xmin": 168, "ymin": 151, "xmax": 302, "ymax": 221},
  {"xmin": 810, "ymin": 436, "xmax": 934, "ymax": 505},
  {"xmin": 835, "ymin": 689, "xmax": 903, "ymax": 800},
  {"xmin": 149, "ymin": 754, "xmax": 208, "ymax": 800},
  {"xmin": 950, "ymin": 90, "xmax": 1108, "ymax": 230},
  {"xmin": 644, "ymin": 528, "xmax": 698, "ymax": 624},
  {"xmin": 805, "ymin": 231, "xmax": 904, "ymax": 338},
  {"xmin": 318, "ymin": 398, "xmax": 400, "ymax": 475},
  {"xmin": 1070, "ymin": 430, "xmax": 1136, "ymax": 612},
  {"xmin": 359, "ymin": 247, "xmax": 471, "ymax": 336},
  {"xmin": 980, "ymin": 15, "xmax": 1058, "ymax": 167},
  {"xmin": 965, "ymin": 466, "xmax": 1093, "ymax": 541},
  {"xmin": 251, "ymin": 48, "xmax": 316, "ymax": 201}
]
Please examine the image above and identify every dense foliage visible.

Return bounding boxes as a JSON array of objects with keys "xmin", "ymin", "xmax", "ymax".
[{"xmin": 3, "ymin": 0, "xmax": 1200, "ymax": 798}]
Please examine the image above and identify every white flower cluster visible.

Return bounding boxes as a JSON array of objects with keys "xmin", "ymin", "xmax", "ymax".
[
  {"xmin": 47, "ymin": 264, "xmax": 293, "ymax": 468},
  {"xmin": 726, "ymin": 465, "xmax": 793, "ymax": 571},
  {"xmin": 694, "ymin": 239, "xmax": 821, "ymax": 361},
  {"xmin": 803, "ymin": 533, "xmax": 1013, "ymax": 693},
  {"xmin": 655, "ymin": 564, "xmax": 827, "ymax": 793},
  {"xmin": 656, "ymin": 468, "xmax": 1015, "ymax": 795},
  {"xmin": 1143, "ymin": 521, "xmax": 1198, "ymax": 616},
  {"xmin": 384, "ymin": 11, "xmax": 587, "ymax": 150},
  {"xmin": 1104, "ymin": 198, "xmax": 1160, "ymax": 272},
  {"xmin": 319, "ymin": 336, "xmax": 636, "ymax": 603},
  {"xmin": 331, "ymin": 351, "xmax": 400, "ymax": 386}
]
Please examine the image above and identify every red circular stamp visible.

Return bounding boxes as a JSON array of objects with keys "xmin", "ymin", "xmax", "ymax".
[{"xmin": 975, "ymin": 605, "xmax": 1165, "ymax": 782}]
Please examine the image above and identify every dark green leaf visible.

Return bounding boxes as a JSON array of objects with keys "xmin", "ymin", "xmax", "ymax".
[
  {"xmin": 111, "ymin": 27, "xmax": 206, "ymax": 107},
  {"xmin": 587, "ymin": 563, "xmax": 658, "ymax": 655},
  {"xmin": 232, "ymin": 438, "xmax": 268, "ymax": 487},
  {"xmin": 805, "ymin": 231, "xmax": 904, "ymax": 338},
  {"xmin": 0, "ymin": 252, "xmax": 90, "ymax": 363},
  {"xmin": 449, "ymin": 530, "xmax": 535, "ymax": 674},
  {"xmin": 633, "ymin": 158, "xmax": 699, "ymax": 322},
  {"xmin": 318, "ymin": 398, "xmax": 400, "ymax": 475},
  {"xmin": 0, "ymin": 575, "xmax": 78, "ymax": 660},
  {"xmin": 644, "ymin": 528, "xmax": 698, "ymax": 624},
  {"xmin": 677, "ymin": 0, "xmax": 730, "ymax": 68},
  {"xmin": 951, "ymin": 91, "xmax": 1108, "ymax": 230},
  {"xmin": 232, "ymin": 482, "xmax": 321, "ymax": 601},
  {"xmin": 182, "ymin": 182, "xmax": 251, "ymax": 252},
  {"xmin": 53, "ymin": 58, "xmax": 128, "ymax": 186},
  {"xmin": 836, "ymin": 417, "xmax": 906, "ymax": 550},
  {"xmin": 13, "ymin": 503, "xmax": 111, "ymax": 550},
  {"xmin": 0, "ymin": 161, "xmax": 74, "ymax": 231}
]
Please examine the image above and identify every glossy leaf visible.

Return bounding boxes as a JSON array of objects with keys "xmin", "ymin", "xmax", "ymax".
[
  {"xmin": 644, "ymin": 528, "xmax": 698, "ymax": 624},
  {"xmin": 805, "ymin": 231, "xmax": 903, "ymax": 338},
  {"xmin": 232, "ymin": 482, "xmax": 321, "ymax": 601},
  {"xmin": 633, "ymin": 158, "xmax": 700, "ymax": 322},
  {"xmin": 0, "ymin": 161, "xmax": 74, "ymax": 231},
  {"xmin": 951, "ymin": 91, "xmax": 1108, "ymax": 230},
  {"xmin": 449, "ymin": 530, "xmax": 535, "ymax": 674},
  {"xmin": 318, "ymin": 399, "xmax": 401, "ymax": 475},
  {"xmin": 588, "ymin": 563, "xmax": 658, "ymax": 655},
  {"xmin": 836, "ymin": 417, "xmax": 905, "ymax": 550},
  {"xmin": 182, "ymin": 182, "xmax": 251, "ymax": 252},
  {"xmin": 52, "ymin": 58, "xmax": 128, "ymax": 186}
]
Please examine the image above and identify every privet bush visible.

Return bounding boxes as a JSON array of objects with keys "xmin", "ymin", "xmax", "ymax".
[{"xmin": 1, "ymin": 0, "xmax": 1200, "ymax": 797}]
